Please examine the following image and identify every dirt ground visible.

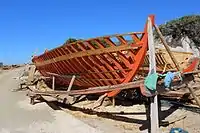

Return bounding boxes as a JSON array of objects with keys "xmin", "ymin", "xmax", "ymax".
[
  {"xmin": 1, "ymin": 67, "xmax": 200, "ymax": 133},
  {"xmin": 0, "ymin": 68, "xmax": 102, "ymax": 133},
  {"xmin": 61, "ymin": 99, "xmax": 200, "ymax": 133}
]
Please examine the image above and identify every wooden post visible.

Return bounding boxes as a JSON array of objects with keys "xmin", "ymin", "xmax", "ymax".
[
  {"xmin": 52, "ymin": 76, "xmax": 55, "ymax": 90},
  {"xmin": 148, "ymin": 17, "xmax": 159, "ymax": 133},
  {"xmin": 112, "ymin": 97, "xmax": 115, "ymax": 107},
  {"xmin": 154, "ymin": 24, "xmax": 181, "ymax": 71},
  {"xmin": 188, "ymin": 85, "xmax": 200, "ymax": 107},
  {"xmin": 67, "ymin": 75, "xmax": 76, "ymax": 91}
]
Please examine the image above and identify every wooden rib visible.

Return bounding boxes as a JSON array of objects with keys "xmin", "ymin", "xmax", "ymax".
[
  {"xmin": 50, "ymin": 50, "xmax": 64, "ymax": 74},
  {"xmin": 99, "ymin": 55, "xmax": 123, "ymax": 80},
  {"xmin": 131, "ymin": 34, "xmax": 140, "ymax": 43},
  {"xmin": 68, "ymin": 44, "xmax": 106, "ymax": 86},
  {"xmin": 99, "ymin": 37, "xmax": 127, "ymax": 75},
  {"xmin": 35, "ymin": 43, "xmax": 140, "ymax": 66},
  {"xmin": 42, "ymin": 54, "xmax": 51, "ymax": 74},
  {"xmin": 89, "ymin": 55, "xmax": 116, "ymax": 85},
  {"xmin": 61, "ymin": 60, "xmax": 90, "ymax": 86},
  {"xmin": 89, "ymin": 39, "xmax": 123, "ymax": 82},
  {"xmin": 81, "ymin": 59, "xmax": 105, "ymax": 86},
  {"xmin": 63, "ymin": 46, "xmax": 99, "ymax": 86},
  {"xmin": 47, "ymin": 51, "xmax": 62, "ymax": 75},
  {"xmin": 77, "ymin": 41, "xmax": 115, "ymax": 85},
  {"xmin": 67, "ymin": 44, "xmax": 107, "ymax": 86},
  {"xmin": 67, "ymin": 44, "xmax": 106, "ymax": 86},
  {"xmin": 54, "ymin": 49, "xmax": 67, "ymax": 74},
  {"xmin": 45, "ymin": 53, "xmax": 54, "ymax": 73},
  {"xmin": 117, "ymin": 34, "xmax": 140, "ymax": 65},
  {"xmin": 83, "ymin": 56, "xmax": 110, "ymax": 86},
  {"xmin": 55, "ymin": 48, "xmax": 72, "ymax": 75},
  {"xmin": 84, "ymin": 40, "xmax": 121, "ymax": 85},
  {"xmin": 155, "ymin": 54, "xmax": 162, "ymax": 65},
  {"xmin": 156, "ymin": 53, "xmax": 164, "ymax": 65},
  {"xmin": 56, "ymin": 48, "xmax": 79, "ymax": 84},
  {"xmin": 82, "ymin": 78, "xmax": 121, "ymax": 81},
  {"xmin": 47, "ymin": 72, "xmax": 122, "ymax": 82},
  {"xmin": 116, "ymin": 35, "xmax": 128, "ymax": 45},
  {"xmin": 103, "ymin": 37, "xmax": 131, "ymax": 68},
  {"xmin": 94, "ymin": 38, "xmax": 127, "ymax": 79},
  {"xmin": 55, "ymin": 49, "xmax": 85, "ymax": 85},
  {"xmin": 158, "ymin": 54, "xmax": 167, "ymax": 65},
  {"xmin": 43, "ymin": 53, "xmax": 52, "ymax": 75},
  {"xmin": 53, "ymin": 49, "xmax": 71, "ymax": 82},
  {"xmin": 59, "ymin": 47, "xmax": 79, "ymax": 74}
]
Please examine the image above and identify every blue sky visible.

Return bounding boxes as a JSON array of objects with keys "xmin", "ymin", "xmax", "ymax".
[{"xmin": 0, "ymin": 0, "xmax": 199, "ymax": 64}]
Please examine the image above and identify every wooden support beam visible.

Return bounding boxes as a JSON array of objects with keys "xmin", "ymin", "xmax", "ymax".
[
  {"xmin": 52, "ymin": 76, "xmax": 55, "ymax": 90},
  {"xmin": 112, "ymin": 97, "xmax": 115, "ymax": 107},
  {"xmin": 148, "ymin": 16, "xmax": 159, "ymax": 133},
  {"xmin": 67, "ymin": 75, "xmax": 76, "ymax": 91},
  {"xmin": 29, "ymin": 80, "xmax": 142, "ymax": 96},
  {"xmin": 154, "ymin": 24, "xmax": 181, "ymax": 71},
  {"xmin": 187, "ymin": 84, "xmax": 200, "ymax": 107},
  {"xmin": 46, "ymin": 72, "xmax": 122, "ymax": 81},
  {"xmin": 35, "ymin": 43, "xmax": 142, "ymax": 67}
]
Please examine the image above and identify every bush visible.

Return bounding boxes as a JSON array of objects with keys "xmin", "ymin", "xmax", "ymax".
[{"xmin": 157, "ymin": 15, "xmax": 200, "ymax": 47}]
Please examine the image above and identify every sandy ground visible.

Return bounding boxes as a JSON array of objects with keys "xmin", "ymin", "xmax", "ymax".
[
  {"xmin": 1, "ymin": 67, "xmax": 200, "ymax": 133},
  {"xmin": 0, "ymin": 68, "xmax": 102, "ymax": 133},
  {"xmin": 62, "ymin": 95, "xmax": 200, "ymax": 133}
]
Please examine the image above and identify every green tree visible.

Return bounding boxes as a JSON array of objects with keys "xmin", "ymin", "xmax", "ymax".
[
  {"xmin": 157, "ymin": 15, "xmax": 200, "ymax": 47},
  {"xmin": 65, "ymin": 38, "xmax": 77, "ymax": 44}
]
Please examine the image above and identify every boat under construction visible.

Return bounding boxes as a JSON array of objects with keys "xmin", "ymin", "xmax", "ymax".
[{"xmin": 28, "ymin": 15, "xmax": 200, "ymax": 109}]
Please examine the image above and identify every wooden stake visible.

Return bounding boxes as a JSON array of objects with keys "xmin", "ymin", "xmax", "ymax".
[
  {"xmin": 154, "ymin": 24, "xmax": 181, "ymax": 71},
  {"xmin": 188, "ymin": 85, "xmax": 200, "ymax": 107},
  {"xmin": 112, "ymin": 97, "xmax": 115, "ymax": 107},
  {"xmin": 52, "ymin": 76, "xmax": 55, "ymax": 90},
  {"xmin": 67, "ymin": 75, "xmax": 76, "ymax": 91}
]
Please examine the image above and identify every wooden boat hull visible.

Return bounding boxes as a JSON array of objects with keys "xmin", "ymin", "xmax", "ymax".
[
  {"xmin": 32, "ymin": 16, "xmax": 155, "ymax": 97},
  {"xmin": 32, "ymin": 29, "xmax": 148, "ymax": 95},
  {"xmin": 32, "ymin": 15, "xmax": 193, "ymax": 97}
]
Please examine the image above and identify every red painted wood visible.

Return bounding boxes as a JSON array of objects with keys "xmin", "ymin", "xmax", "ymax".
[{"xmin": 32, "ymin": 16, "xmax": 155, "ymax": 97}]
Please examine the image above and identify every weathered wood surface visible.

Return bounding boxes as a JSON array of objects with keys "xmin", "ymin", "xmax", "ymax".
[
  {"xmin": 154, "ymin": 24, "xmax": 181, "ymax": 71},
  {"xmin": 32, "ymin": 16, "xmax": 149, "ymax": 96},
  {"xmin": 35, "ymin": 44, "xmax": 142, "ymax": 67}
]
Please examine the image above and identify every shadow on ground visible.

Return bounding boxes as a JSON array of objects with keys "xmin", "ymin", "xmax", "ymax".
[{"xmin": 44, "ymin": 98, "xmax": 186, "ymax": 132}]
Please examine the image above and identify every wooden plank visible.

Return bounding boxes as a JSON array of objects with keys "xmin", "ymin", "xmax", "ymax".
[
  {"xmin": 46, "ymin": 72, "xmax": 122, "ymax": 81},
  {"xmin": 52, "ymin": 76, "xmax": 55, "ymax": 90},
  {"xmin": 154, "ymin": 24, "xmax": 181, "ymax": 71},
  {"xmin": 35, "ymin": 43, "xmax": 142, "ymax": 66},
  {"xmin": 148, "ymin": 16, "xmax": 159, "ymax": 133},
  {"xmin": 188, "ymin": 84, "xmax": 200, "ymax": 107},
  {"xmin": 67, "ymin": 75, "xmax": 76, "ymax": 91},
  {"xmin": 31, "ymin": 80, "xmax": 143, "ymax": 96},
  {"xmin": 64, "ymin": 45, "xmax": 100, "ymax": 86}
]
